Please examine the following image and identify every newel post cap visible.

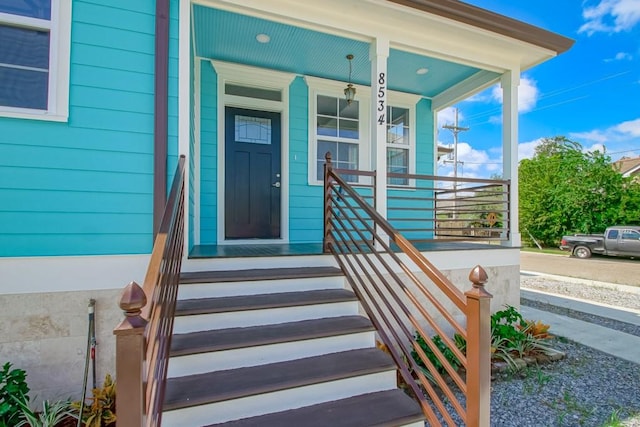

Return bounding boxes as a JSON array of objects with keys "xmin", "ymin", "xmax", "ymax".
[
  {"xmin": 466, "ymin": 265, "xmax": 493, "ymax": 299},
  {"xmin": 114, "ymin": 281, "xmax": 148, "ymax": 333}
]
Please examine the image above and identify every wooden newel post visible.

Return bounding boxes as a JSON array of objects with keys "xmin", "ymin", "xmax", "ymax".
[
  {"xmin": 323, "ymin": 151, "xmax": 334, "ymax": 253},
  {"xmin": 113, "ymin": 281, "xmax": 148, "ymax": 427},
  {"xmin": 464, "ymin": 265, "xmax": 493, "ymax": 427}
]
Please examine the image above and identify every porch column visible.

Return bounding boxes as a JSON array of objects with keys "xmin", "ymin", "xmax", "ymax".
[
  {"xmin": 501, "ymin": 70, "xmax": 522, "ymax": 247},
  {"xmin": 370, "ymin": 38, "xmax": 389, "ymax": 245}
]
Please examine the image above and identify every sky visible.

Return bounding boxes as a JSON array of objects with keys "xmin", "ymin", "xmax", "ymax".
[{"xmin": 435, "ymin": 0, "xmax": 640, "ymax": 179}]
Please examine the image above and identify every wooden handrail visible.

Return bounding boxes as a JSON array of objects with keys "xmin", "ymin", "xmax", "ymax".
[
  {"xmin": 323, "ymin": 152, "xmax": 492, "ymax": 426},
  {"xmin": 114, "ymin": 155, "xmax": 186, "ymax": 427}
]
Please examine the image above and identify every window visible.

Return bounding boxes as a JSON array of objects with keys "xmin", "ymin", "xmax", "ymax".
[
  {"xmin": 387, "ymin": 106, "xmax": 410, "ymax": 185},
  {"xmin": 607, "ymin": 229, "xmax": 619, "ymax": 239},
  {"xmin": 307, "ymin": 76, "xmax": 417, "ymax": 186},
  {"xmin": 0, "ymin": 0, "xmax": 71, "ymax": 120},
  {"xmin": 621, "ymin": 230, "xmax": 640, "ymax": 240},
  {"xmin": 315, "ymin": 95, "xmax": 361, "ymax": 182}
]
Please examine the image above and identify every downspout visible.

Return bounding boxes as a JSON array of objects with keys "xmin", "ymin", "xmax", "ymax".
[{"xmin": 154, "ymin": 0, "xmax": 170, "ymax": 236}]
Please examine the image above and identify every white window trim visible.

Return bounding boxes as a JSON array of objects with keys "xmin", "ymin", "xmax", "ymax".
[
  {"xmin": 386, "ymin": 96, "xmax": 419, "ymax": 187},
  {"xmin": 306, "ymin": 76, "xmax": 370, "ymax": 186},
  {"xmin": 306, "ymin": 75, "xmax": 421, "ymax": 186},
  {"xmin": 0, "ymin": 0, "xmax": 71, "ymax": 122}
]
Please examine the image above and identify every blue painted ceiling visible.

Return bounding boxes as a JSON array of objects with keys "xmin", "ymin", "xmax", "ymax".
[{"xmin": 192, "ymin": 5, "xmax": 488, "ymax": 97}]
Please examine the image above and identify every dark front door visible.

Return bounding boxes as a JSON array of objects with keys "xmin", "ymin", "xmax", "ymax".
[{"xmin": 225, "ymin": 107, "xmax": 281, "ymax": 239}]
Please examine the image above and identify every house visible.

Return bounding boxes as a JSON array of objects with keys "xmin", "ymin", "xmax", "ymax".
[
  {"xmin": 0, "ymin": 0, "xmax": 572, "ymax": 425},
  {"xmin": 613, "ymin": 156, "xmax": 640, "ymax": 180}
]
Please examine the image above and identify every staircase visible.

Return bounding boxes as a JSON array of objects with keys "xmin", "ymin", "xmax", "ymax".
[{"xmin": 161, "ymin": 257, "xmax": 425, "ymax": 426}]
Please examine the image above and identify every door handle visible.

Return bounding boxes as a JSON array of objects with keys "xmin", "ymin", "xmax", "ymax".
[{"xmin": 272, "ymin": 182, "xmax": 281, "ymax": 188}]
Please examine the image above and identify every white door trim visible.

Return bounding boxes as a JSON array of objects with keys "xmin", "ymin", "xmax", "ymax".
[{"xmin": 211, "ymin": 61, "xmax": 295, "ymax": 244}]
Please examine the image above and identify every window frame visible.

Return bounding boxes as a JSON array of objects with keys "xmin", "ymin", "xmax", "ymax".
[
  {"xmin": 0, "ymin": 0, "xmax": 71, "ymax": 122},
  {"xmin": 306, "ymin": 76, "xmax": 370, "ymax": 185},
  {"xmin": 306, "ymin": 76, "xmax": 419, "ymax": 186},
  {"xmin": 385, "ymin": 98, "xmax": 417, "ymax": 187}
]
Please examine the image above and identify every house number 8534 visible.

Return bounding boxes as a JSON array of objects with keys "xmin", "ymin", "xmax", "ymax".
[{"xmin": 377, "ymin": 72, "xmax": 386, "ymax": 126}]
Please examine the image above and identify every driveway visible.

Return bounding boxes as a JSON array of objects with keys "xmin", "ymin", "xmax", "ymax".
[{"xmin": 520, "ymin": 251, "xmax": 640, "ymax": 287}]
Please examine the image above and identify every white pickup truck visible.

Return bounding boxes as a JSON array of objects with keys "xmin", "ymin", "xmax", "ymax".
[{"xmin": 559, "ymin": 226, "xmax": 640, "ymax": 259}]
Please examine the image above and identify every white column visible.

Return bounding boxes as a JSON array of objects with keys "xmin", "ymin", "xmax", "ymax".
[
  {"xmin": 179, "ymin": 0, "xmax": 191, "ymax": 256},
  {"xmin": 370, "ymin": 38, "xmax": 389, "ymax": 209},
  {"xmin": 501, "ymin": 70, "xmax": 522, "ymax": 247},
  {"xmin": 370, "ymin": 38, "xmax": 389, "ymax": 246}
]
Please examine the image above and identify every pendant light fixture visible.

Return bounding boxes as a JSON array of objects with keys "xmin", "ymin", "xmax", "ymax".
[{"xmin": 344, "ymin": 54, "xmax": 356, "ymax": 105}]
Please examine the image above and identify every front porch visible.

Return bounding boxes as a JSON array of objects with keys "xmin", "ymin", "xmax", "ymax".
[{"xmin": 182, "ymin": 0, "xmax": 540, "ymax": 252}]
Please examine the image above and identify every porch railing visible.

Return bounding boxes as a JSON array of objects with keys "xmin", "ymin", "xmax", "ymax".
[
  {"xmin": 388, "ymin": 172, "xmax": 510, "ymax": 242},
  {"xmin": 114, "ymin": 155, "xmax": 186, "ymax": 427},
  {"xmin": 328, "ymin": 168, "xmax": 510, "ymax": 243},
  {"xmin": 323, "ymin": 153, "xmax": 492, "ymax": 426}
]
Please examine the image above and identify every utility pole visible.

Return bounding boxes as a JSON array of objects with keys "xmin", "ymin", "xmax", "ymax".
[{"xmin": 442, "ymin": 108, "xmax": 469, "ymax": 219}]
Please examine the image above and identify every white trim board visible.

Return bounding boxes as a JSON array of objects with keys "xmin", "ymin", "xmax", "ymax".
[{"xmin": 0, "ymin": 255, "xmax": 151, "ymax": 294}]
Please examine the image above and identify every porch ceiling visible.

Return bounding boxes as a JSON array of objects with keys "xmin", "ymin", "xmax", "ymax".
[{"xmin": 192, "ymin": 5, "xmax": 493, "ymax": 98}]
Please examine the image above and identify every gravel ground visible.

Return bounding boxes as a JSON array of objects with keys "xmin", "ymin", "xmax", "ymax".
[{"xmin": 434, "ymin": 275, "xmax": 640, "ymax": 426}]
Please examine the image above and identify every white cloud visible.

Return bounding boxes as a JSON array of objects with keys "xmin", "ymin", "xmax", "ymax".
[
  {"xmin": 570, "ymin": 117, "xmax": 640, "ymax": 142},
  {"xmin": 437, "ymin": 142, "xmax": 501, "ymax": 179},
  {"xmin": 437, "ymin": 107, "xmax": 462, "ymax": 126},
  {"xmin": 579, "ymin": 0, "xmax": 640, "ymax": 35},
  {"xmin": 518, "ymin": 139, "xmax": 544, "ymax": 160},
  {"xmin": 569, "ymin": 118, "xmax": 640, "ymax": 160},
  {"xmin": 585, "ymin": 143, "xmax": 607, "ymax": 153},
  {"xmin": 615, "ymin": 118, "xmax": 640, "ymax": 136},
  {"xmin": 490, "ymin": 77, "xmax": 540, "ymax": 113},
  {"xmin": 569, "ymin": 130, "xmax": 609, "ymax": 143},
  {"xmin": 604, "ymin": 51, "xmax": 633, "ymax": 61}
]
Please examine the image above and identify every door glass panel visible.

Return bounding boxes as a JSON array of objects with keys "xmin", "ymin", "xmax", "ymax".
[{"xmin": 235, "ymin": 115, "xmax": 271, "ymax": 144}]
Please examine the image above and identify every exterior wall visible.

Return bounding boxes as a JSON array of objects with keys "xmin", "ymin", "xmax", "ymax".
[
  {"xmin": 199, "ymin": 61, "xmax": 218, "ymax": 244},
  {"xmin": 0, "ymin": 0, "xmax": 181, "ymax": 402},
  {"xmin": 1, "ymin": 1, "xmax": 158, "ymax": 257},
  {"xmin": 0, "ymin": 289, "xmax": 121, "ymax": 403}
]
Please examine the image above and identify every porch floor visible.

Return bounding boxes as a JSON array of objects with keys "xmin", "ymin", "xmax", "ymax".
[{"xmin": 189, "ymin": 241, "xmax": 504, "ymax": 258}]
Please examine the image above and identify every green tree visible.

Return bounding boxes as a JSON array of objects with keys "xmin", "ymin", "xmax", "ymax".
[{"xmin": 519, "ymin": 137, "xmax": 640, "ymax": 246}]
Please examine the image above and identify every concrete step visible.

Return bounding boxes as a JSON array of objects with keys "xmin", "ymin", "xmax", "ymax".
[
  {"xmin": 162, "ymin": 348, "xmax": 399, "ymax": 427},
  {"xmin": 167, "ymin": 315, "xmax": 375, "ymax": 376},
  {"xmin": 178, "ymin": 266, "xmax": 344, "ymax": 299},
  {"xmin": 172, "ymin": 289, "xmax": 359, "ymax": 333},
  {"xmin": 205, "ymin": 389, "xmax": 425, "ymax": 427}
]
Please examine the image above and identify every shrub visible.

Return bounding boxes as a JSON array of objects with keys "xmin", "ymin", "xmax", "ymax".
[
  {"xmin": 0, "ymin": 362, "xmax": 30, "ymax": 427},
  {"xmin": 11, "ymin": 396, "xmax": 76, "ymax": 427},
  {"xmin": 412, "ymin": 333, "xmax": 464, "ymax": 375},
  {"xmin": 73, "ymin": 374, "xmax": 116, "ymax": 427}
]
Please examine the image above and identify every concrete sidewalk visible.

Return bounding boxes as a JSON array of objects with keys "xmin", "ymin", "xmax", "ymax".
[{"xmin": 520, "ymin": 276, "xmax": 640, "ymax": 365}]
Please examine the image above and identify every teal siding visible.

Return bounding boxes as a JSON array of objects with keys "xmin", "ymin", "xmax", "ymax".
[
  {"xmin": 0, "ymin": 0, "xmax": 180, "ymax": 257},
  {"xmin": 289, "ymin": 77, "xmax": 324, "ymax": 243},
  {"xmin": 416, "ymin": 98, "xmax": 434, "ymax": 175},
  {"xmin": 199, "ymin": 62, "xmax": 218, "ymax": 244}
]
